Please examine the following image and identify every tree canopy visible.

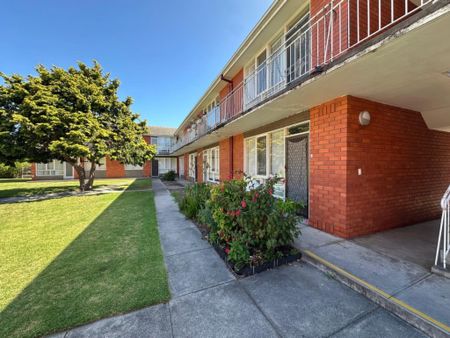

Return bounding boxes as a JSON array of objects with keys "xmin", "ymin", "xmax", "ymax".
[{"xmin": 0, "ymin": 61, "xmax": 156, "ymax": 190}]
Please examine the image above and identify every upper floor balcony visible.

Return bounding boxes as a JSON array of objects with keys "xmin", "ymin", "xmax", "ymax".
[
  {"xmin": 150, "ymin": 136, "xmax": 176, "ymax": 155},
  {"xmin": 172, "ymin": 0, "xmax": 440, "ymax": 153}
]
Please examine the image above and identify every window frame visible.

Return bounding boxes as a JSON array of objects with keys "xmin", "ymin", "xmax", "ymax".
[
  {"xmin": 243, "ymin": 120, "xmax": 310, "ymax": 199},
  {"xmin": 202, "ymin": 146, "xmax": 220, "ymax": 183},
  {"xmin": 36, "ymin": 160, "xmax": 64, "ymax": 176}
]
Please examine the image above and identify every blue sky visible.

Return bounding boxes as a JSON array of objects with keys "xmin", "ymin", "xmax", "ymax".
[{"xmin": 2, "ymin": 0, "xmax": 273, "ymax": 128}]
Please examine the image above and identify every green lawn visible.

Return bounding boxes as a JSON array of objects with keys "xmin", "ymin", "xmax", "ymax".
[
  {"xmin": 0, "ymin": 180, "xmax": 169, "ymax": 338},
  {"xmin": 0, "ymin": 177, "xmax": 152, "ymax": 199}
]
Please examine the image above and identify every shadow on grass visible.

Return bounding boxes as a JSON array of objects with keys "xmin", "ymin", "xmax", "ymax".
[
  {"xmin": 0, "ymin": 178, "xmax": 151, "ymax": 199},
  {"xmin": 0, "ymin": 178, "xmax": 169, "ymax": 338},
  {"xmin": 0, "ymin": 178, "xmax": 31, "ymax": 183}
]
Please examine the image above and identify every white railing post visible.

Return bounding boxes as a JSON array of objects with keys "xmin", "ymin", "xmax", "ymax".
[
  {"xmin": 171, "ymin": 0, "xmax": 434, "ymax": 155},
  {"xmin": 435, "ymin": 185, "xmax": 450, "ymax": 270}
]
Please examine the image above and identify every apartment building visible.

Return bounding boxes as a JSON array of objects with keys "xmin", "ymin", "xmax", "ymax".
[
  {"xmin": 170, "ymin": 0, "xmax": 450, "ymax": 239},
  {"xmin": 31, "ymin": 126, "xmax": 177, "ymax": 180}
]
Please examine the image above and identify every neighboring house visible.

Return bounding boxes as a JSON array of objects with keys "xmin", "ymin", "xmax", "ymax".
[
  {"xmin": 147, "ymin": 126, "xmax": 178, "ymax": 176},
  {"xmin": 170, "ymin": 0, "xmax": 450, "ymax": 238},
  {"xmin": 30, "ymin": 125, "xmax": 178, "ymax": 180}
]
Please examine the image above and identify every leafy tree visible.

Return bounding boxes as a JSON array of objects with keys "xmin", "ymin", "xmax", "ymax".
[{"xmin": 0, "ymin": 61, "xmax": 156, "ymax": 190}]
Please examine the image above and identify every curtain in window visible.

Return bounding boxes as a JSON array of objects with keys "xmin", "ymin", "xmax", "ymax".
[
  {"xmin": 270, "ymin": 130, "xmax": 284, "ymax": 177},
  {"xmin": 256, "ymin": 136, "xmax": 267, "ymax": 176},
  {"xmin": 245, "ymin": 138, "xmax": 256, "ymax": 176}
]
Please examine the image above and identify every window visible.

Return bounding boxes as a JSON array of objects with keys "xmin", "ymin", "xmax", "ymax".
[
  {"xmin": 157, "ymin": 157, "xmax": 177, "ymax": 174},
  {"xmin": 189, "ymin": 153, "xmax": 196, "ymax": 179},
  {"xmin": 256, "ymin": 136, "xmax": 267, "ymax": 176},
  {"xmin": 288, "ymin": 122, "xmax": 310, "ymax": 136},
  {"xmin": 202, "ymin": 147, "xmax": 220, "ymax": 182},
  {"xmin": 244, "ymin": 129, "xmax": 287, "ymax": 198},
  {"xmin": 256, "ymin": 50, "xmax": 267, "ymax": 94},
  {"xmin": 245, "ymin": 138, "xmax": 256, "ymax": 176},
  {"xmin": 36, "ymin": 160, "xmax": 64, "ymax": 176},
  {"xmin": 270, "ymin": 130, "xmax": 284, "ymax": 177},
  {"xmin": 270, "ymin": 35, "xmax": 285, "ymax": 88},
  {"xmin": 286, "ymin": 13, "xmax": 311, "ymax": 81}
]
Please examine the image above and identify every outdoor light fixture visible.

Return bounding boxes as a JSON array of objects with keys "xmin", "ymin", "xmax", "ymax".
[{"xmin": 359, "ymin": 111, "xmax": 371, "ymax": 126}]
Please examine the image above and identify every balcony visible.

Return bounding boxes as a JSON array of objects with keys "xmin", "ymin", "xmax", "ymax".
[{"xmin": 172, "ymin": 0, "xmax": 436, "ymax": 153}]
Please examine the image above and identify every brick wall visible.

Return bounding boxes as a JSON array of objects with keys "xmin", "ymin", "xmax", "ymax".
[
  {"xmin": 310, "ymin": 95, "xmax": 450, "ymax": 238},
  {"xmin": 219, "ymin": 138, "xmax": 233, "ymax": 181},
  {"xmin": 31, "ymin": 163, "xmax": 37, "ymax": 180},
  {"xmin": 309, "ymin": 96, "xmax": 349, "ymax": 236},
  {"xmin": 196, "ymin": 148, "xmax": 204, "ymax": 183},
  {"xmin": 184, "ymin": 153, "xmax": 189, "ymax": 180},
  {"xmin": 232, "ymin": 134, "xmax": 244, "ymax": 179},
  {"xmin": 106, "ymin": 158, "xmax": 125, "ymax": 178}
]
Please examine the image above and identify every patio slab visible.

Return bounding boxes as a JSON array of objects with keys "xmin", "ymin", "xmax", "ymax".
[
  {"xmin": 353, "ymin": 220, "xmax": 440, "ymax": 269},
  {"xmin": 165, "ymin": 247, "xmax": 235, "ymax": 297},
  {"xmin": 159, "ymin": 227, "xmax": 210, "ymax": 256},
  {"xmin": 241, "ymin": 262, "xmax": 376, "ymax": 338},
  {"xmin": 294, "ymin": 224, "xmax": 344, "ymax": 249},
  {"xmin": 64, "ymin": 304, "xmax": 172, "ymax": 338},
  {"xmin": 332, "ymin": 308, "xmax": 426, "ymax": 338},
  {"xmin": 297, "ymin": 227, "xmax": 431, "ymax": 295},
  {"xmin": 169, "ymin": 282, "xmax": 279, "ymax": 338},
  {"xmin": 395, "ymin": 274, "xmax": 450, "ymax": 330}
]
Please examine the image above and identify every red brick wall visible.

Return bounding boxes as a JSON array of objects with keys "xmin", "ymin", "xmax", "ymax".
[
  {"xmin": 106, "ymin": 158, "xmax": 125, "ymax": 178},
  {"xmin": 184, "ymin": 153, "xmax": 189, "ymax": 180},
  {"xmin": 31, "ymin": 163, "xmax": 37, "ymax": 180},
  {"xmin": 310, "ymin": 95, "xmax": 450, "ymax": 238},
  {"xmin": 219, "ymin": 138, "xmax": 233, "ymax": 181},
  {"xmin": 232, "ymin": 134, "xmax": 244, "ymax": 179},
  {"xmin": 143, "ymin": 161, "xmax": 151, "ymax": 177},
  {"xmin": 196, "ymin": 149, "xmax": 204, "ymax": 183},
  {"xmin": 309, "ymin": 96, "xmax": 349, "ymax": 236}
]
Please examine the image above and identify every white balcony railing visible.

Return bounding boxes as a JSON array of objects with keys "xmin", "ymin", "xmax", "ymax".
[
  {"xmin": 173, "ymin": 0, "xmax": 433, "ymax": 152},
  {"xmin": 435, "ymin": 185, "xmax": 450, "ymax": 271}
]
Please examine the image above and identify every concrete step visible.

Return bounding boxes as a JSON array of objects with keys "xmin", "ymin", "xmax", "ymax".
[{"xmin": 302, "ymin": 249, "xmax": 450, "ymax": 338}]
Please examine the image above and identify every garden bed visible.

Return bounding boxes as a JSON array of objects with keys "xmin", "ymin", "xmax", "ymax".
[
  {"xmin": 212, "ymin": 243, "xmax": 301, "ymax": 277},
  {"xmin": 174, "ymin": 177, "xmax": 303, "ymax": 277}
]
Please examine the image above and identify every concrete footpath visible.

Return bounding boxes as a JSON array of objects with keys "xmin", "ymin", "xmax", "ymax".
[
  {"xmin": 296, "ymin": 224, "xmax": 450, "ymax": 337},
  {"xmin": 54, "ymin": 179, "xmax": 427, "ymax": 338}
]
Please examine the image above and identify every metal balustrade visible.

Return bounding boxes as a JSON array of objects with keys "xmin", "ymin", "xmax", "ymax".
[
  {"xmin": 173, "ymin": 0, "xmax": 433, "ymax": 152},
  {"xmin": 435, "ymin": 185, "xmax": 450, "ymax": 271}
]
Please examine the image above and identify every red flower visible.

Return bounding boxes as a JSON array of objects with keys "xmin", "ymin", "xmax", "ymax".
[
  {"xmin": 241, "ymin": 200, "xmax": 247, "ymax": 208},
  {"xmin": 235, "ymin": 210, "xmax": 241, "ymax": 216},
  {"xmin": 268, "ymin": 188, "xmax": 273, "ymax": 195},
  {"xmin": 225, "ymin": 247, "xmax": 230, "ymax": 255}
]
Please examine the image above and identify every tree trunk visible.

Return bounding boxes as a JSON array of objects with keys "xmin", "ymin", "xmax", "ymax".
[
  {"xmin": 85, "ymin": 161, "xmax": 96, "ymax": 191},
  {"xmin": 73, "ymin": 161, "xmax": 96, "ymax": 192},
  {"xmin": 73, "ymin": 164, "xmax": 86, "ymax": 192}
]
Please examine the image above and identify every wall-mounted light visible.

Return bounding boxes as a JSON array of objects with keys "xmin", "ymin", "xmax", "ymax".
[{"xmin": 359, "ymin": 111, "xmax": 371, "ymax": 126}]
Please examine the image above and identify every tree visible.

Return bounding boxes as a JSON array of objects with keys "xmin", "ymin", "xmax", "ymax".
[{"xmin": 0, "ymin": 61, "xmax": 156, "ymax": 191}]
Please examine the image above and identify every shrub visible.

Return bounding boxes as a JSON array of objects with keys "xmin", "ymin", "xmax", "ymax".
[
  {"xmin": 179, "ymin": 182, "xmax": 211, "ymax": 220},
  {"xmin": 208, "ymin": 176, "xmax": 301, "ymax": 268},
  {"xmin": 0, "ymin": 162, "xmax": 30, "ymax": 178},
  {"xmin": 161, "ymin": 170, "xmax": 176, "ymax": 181}
]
